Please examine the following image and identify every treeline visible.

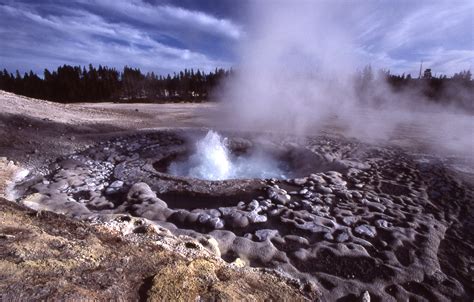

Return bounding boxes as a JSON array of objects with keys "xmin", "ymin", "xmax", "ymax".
[
  {"xmin": 0, "ymin": 64, "xmax": 230, "ymax": 103},
  {"xmin": 0, "ymin": 64, "xmax": 472, "ymax": 108},
  {"xmin": 354, "ymin": 66, "xmax": 473, "ymax": 110}
]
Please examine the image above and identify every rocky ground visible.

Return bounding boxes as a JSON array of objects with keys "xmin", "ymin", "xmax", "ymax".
[
  {"xmin": 0, "ymin": 196, "xmax": 315, "ymax": 301},
  {"xmin": 0, "ymin": 91, "xmax": 317, "ymax": 301},
  {"xmin": 1, "ymin": 90, "xmax": 473, "ymax": 301}
]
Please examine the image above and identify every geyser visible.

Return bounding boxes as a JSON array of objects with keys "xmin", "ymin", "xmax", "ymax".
[{"xmin": 168, "ymin": 130, "xmax": 287, "ymax": 180}]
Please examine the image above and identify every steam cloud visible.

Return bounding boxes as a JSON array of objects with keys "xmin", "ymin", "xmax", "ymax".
[
  {"xmin": 221, "ymin": 1, "xmax": 355, "ymax": 134},
  {"xmin": 169, "ymin": 130, "xmax": 286, "ymax": 180},
  {"xmin": 217, "ymin": 1, "xmax": 474, "ymax": 160}
]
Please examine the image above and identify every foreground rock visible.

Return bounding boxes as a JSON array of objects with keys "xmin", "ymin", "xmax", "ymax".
[
  {"xmin": 19, "ymin": 130, "xmax": 474, "ymax": 300},
  {"xmin": 2, "ymin": 91, "xmax": 473, "ymax": 301},
  {"xmin": 0, "ymin": 198, "xmax": 317, "ymax": 301}
]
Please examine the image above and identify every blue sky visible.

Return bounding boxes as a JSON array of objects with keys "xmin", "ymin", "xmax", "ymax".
[{"xmin": 0, "ymin": 0, "xmax": 472, "ymax": 76}]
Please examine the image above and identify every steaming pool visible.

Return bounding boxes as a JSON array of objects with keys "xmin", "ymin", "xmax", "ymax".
[
  {"xmin": 157, "ymin": 130, "xmax": 336, "ymax": 181},
  {"xmin": 15, "ymin": 129, "xmax": 473, "ymax": 300},
  {"xmin": 167, "ymin": 130, "xmax": 289, "ymax": 180}
]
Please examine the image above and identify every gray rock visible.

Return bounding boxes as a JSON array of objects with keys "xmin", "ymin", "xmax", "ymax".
[
  {"xmin": 248, "ymin": 200, "xmax": 259, "ymax": 211},
  {"xmin": 243, "ymin": 233, "xmax": 253, "ymax": 239},
  {"xmin": 260, "ymin": 199, "xmax": 272, "ymax": 207},
  {"xmin": 316, "ymin": 185, "xmax": 333, "ymax": 194},
  {"xmin": 284, "ymin": 235, "xmax": 309, "ymax": 245},
  {"xmin": 301, "ymin": 200, "xmax": 313, "ymax": 211},
  {"xmin": 299, "ymin": 189, "xmax": 308, "ymax": 195},
  {"xmin": 230, "ymin": 213, "xmax": 249, "ymax": 228},
  {"xmin": 342, "ymin": 216, "xmax": 358, "ymax": 226},
  {"xmin": 208, "ymin": 217, "xmax": 224, "ymax": 229},
  {"xmin": 268, "ymin": 208, "xmax": 283, "ymax": 216},
  {"xmin": 109, "ymin": 180, "xmax": 124, "ymax": 188},
  {"xmin": 354, "ymin": 224, "xmax": 377, "ymax": 238},
  {"xmin": 209, "ymin": 209, "xmax": 221, "ymax": 218},
  {"xmin": 361, "ymin": 198, "xmax": 386, "ymax": 212},
  {"xmin": 323, "ymin": 232, "xmax": 334, "ymax": 241},
  {"xmin": 88, "ymin": 196, "xmax": 114, "ymax": 210},
  {"xmin": 274, "ymin": 194, "xmax": 291, "ymax": 205},
  {"xmin": 219, "ymin": 207, "xmax": 234, "ymax": 216},
  {"xmin": 247, "ymin": 211, "xmax": 267, "ymax": 223},
  {"xmin": 186, "ymin": 212, "xmax": 199, "ymax": 223},
  {"xmin": 309, "ymin": 174, "xmax": 326, "ymax": 183},
  {"xmin": 172, "ymin": 210, "xmax": 189, "ymax": 223},
  {"xmin": 126, "ymin": 182, "xmax": 167, "ymax": 207},
  {"xmin": 361, "ymin": 291, "xmax": 370, "ymax": 302},
  {"xmin": 267, "ymin": 187, "xmax": 278, "ymax": 199},
  {"xmin": 127, "ymin": 182, "xmax": 155, "ymax": 203},
  {"xmin": 324, "ymin": 197, "xmax": 333, "ymax": 204},
  {"xmin": 198, "ymin": 214, "xmax": 211, "ymax": 224},
  {"xmin": 334, "ymin": 190, "xmax": 352, "ymax": 200},
  {"xmin": 336, "ymin": 231, "xmax": 350, "ymax": 242},
  {"xmin": 293, "ymin": 177, "xmax": 308, "ymax": 185},
  {"xmin": 255, "ymin": 229, "xmax": 279, "ymax": 241},
  {"xmin": 375, "ymin": 219, "xmax": 389, "ymax": 228}
]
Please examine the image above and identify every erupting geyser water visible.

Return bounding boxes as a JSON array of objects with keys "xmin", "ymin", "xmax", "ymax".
[
  {"xmin": 168, "ymin": 130, "xmax": 286, "ymax": 180},
  {"xmin": 171, "ymin": 131, "xmax": 232, "ymax": 180}
]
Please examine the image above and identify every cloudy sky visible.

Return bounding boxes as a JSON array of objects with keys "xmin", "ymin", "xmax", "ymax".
[{"xmin": 0, "ymin": 0, "xmax": 472, "ymax": 76}]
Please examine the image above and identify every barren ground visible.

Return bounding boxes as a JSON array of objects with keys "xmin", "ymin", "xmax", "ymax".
[
  {"xmin": 1, "ymin": 90, "xmax": 473, "ymax": 301},
  {"xmin": 0, "ymin": 91, "xmax": 317, "ymax": 301}
]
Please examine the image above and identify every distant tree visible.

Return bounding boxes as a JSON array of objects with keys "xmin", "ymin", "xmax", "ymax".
[
  {"xmin": 121, "ymin": 66, "xmax": 145, "ymax": 100},
  {"xmin": 423, "ymin": 68, "xmax": 432, "ymax": 79},
  {"xmin": 7, "ymin": 63, "xmax": 471, "ymax": 109},
  {"xmin": 362, "ymin": 65, "xmax": 374, "ymax": 83},
  {"xmin": 452, "ymin": 70, "xmax": 472, "ymax": 82},
  {"xmin": 354, "ymin": 65, "xmax": 374, "ymax": 101}
]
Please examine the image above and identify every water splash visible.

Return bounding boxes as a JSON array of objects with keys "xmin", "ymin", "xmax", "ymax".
[
  {"xmin": 189, "ymin": 130, "xmax": 232, "ymax": 180},
  {"xmin": 169, "ymin": 130, "xmax": 286, "ymax": 180}
]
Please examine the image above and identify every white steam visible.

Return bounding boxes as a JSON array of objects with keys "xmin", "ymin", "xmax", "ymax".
[
  {"xmin": 216, "ymin": 1, "xmax": 473, "ymax": 161},
  {"xmin": 219, "ymin": 1, "xmax": 357, "ymax": 134},
  {"xmin": 168, "ymin": 130, "xmax": 286, "ymax": 180}
]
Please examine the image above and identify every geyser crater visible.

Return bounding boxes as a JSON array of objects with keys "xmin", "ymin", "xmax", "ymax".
[
  {"xmin": 13, "ymin": 129, "xmax": 471, "ymax": 300},
  {"xmin": 153, "ymin": 130, "xmax": 330, "ymax": 181},
  {"xmin": 167, "ymin": 131, "xmax": 287, "ymax": 180}
]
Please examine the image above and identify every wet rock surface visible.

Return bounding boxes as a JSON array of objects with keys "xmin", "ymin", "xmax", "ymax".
[{"xmin": 14, "ymin": 130, "xmax": 474, "ymax": 301}]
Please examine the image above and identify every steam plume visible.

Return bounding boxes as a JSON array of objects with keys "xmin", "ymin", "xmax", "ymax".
[{"xmin": 217, "ymin": 1, "xmax": 474, "ymax": 159}]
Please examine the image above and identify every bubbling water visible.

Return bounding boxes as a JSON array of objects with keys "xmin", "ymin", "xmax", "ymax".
[{"xmin": 168, "ymin": 131, "xmax": 286, "ymax": 180}]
